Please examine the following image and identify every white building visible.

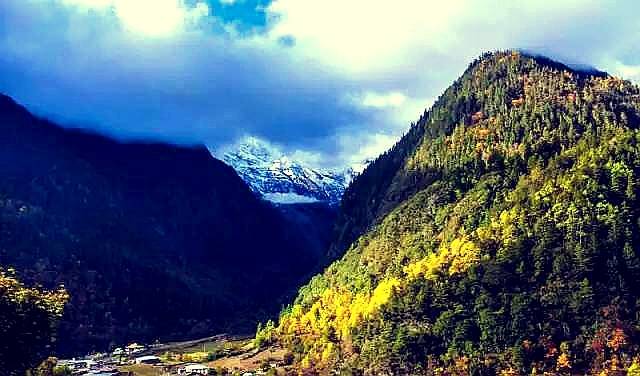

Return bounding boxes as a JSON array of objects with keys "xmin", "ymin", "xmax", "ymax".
[
  {"xmin": 134, "ymin": 355, "xmax": 162, "ymax": 365},
  {"xmin": 178, "ymin": 363, "xmax": 209, "ymax": 375},
  {"xmin": 59, "ymin": 359, "xmax": 97, "ymax": 372},
  {"xmin": 126, "ymin": 343, "xmax": 146, "ymax": 354}
]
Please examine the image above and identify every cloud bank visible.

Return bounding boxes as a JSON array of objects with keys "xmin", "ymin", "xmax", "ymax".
[{"xmin": 0, "ymin": 0, "xmax": 639, "ymax": 168}]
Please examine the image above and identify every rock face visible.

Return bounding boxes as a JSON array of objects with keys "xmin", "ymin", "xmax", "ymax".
[
  {"xmin": 219, "ymin": 137, "xmax": 357, "ymax": 205},
  {"xmin": 0, "ymin": 94, "xmax": 324, "ymax": 356}
]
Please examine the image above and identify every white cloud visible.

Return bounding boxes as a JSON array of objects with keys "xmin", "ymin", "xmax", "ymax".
[
  {"xmin": 357, "ymin": 91, "xmax": 407, "ymax": 108},
  {"xmin": 263, "ymin": 0, "xmax": 640, "ymax": 95},
  {"xmin": 265, "ymin": 0, "xmax": 636, "ymax": 79},
  {"xmin": 334, "ymin": 131, "xmax": 398, "ymax": 168},
  {"xmin": 259, "ymin": 0, "xmax": 640, "ymax": 166},
  {"xmin": 289, "ymin": 149, "xmax": 324, "ymax": 168},
  {"xmin": 61, "ymin": 0, "xmax": 111, "ymax": 7},
  {"xmin": 266, "ymin": 0, "xmax": 466, "ymax": 75},
  {"xmin": 611, "ymin": 63, "xmax": 640, "ymax": 83},
  {"xmin": 60, "ymin": 0, "xmax": 210, "ymax": 37},
  {"xmin": 262, "ymin": 192, "xmax": 319, "ymax": 204}
]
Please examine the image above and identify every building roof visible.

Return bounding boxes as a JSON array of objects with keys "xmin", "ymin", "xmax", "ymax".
[
  {"xmin": 184, "ymin": 364, "xmax": 208, "ymax": 370},
  {"xmin": 135, "ymin": 355, "xmax": 160, "ymax": 361}
]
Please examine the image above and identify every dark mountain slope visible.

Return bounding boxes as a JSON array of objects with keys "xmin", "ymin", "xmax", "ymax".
[
  {"xmin": 0, "ymin": 94, "xmax": 321, "ymax": 355},
  {"xmin": 275, "ymin": 203, "xmax": 338, "ymax": 261},
  {"xmin": 258, "ymin": 51, "xmax": 640, "ymax": 375}
]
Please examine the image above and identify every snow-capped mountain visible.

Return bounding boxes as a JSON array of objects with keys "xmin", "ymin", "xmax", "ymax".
[{"xmin": 216, "ymin": 137, "xmax": 359, "ymax": 205}]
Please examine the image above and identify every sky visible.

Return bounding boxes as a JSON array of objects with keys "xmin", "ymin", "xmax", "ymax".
[{"xmin": 0, "ymin": 0, "xmax": 639, "ymax": 169}]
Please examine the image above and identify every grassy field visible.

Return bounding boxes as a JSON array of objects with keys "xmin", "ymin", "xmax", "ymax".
[
  {"xmin": 209, "ymin": 345, "xmax": 288, "ymax": 374},
  {"xmin": 178, "ymin": 338, "xmax": 248, "ymax": 354},
  {"xmin": 119, "ymin": 364, "xmax": 163, "ymax": 376}
]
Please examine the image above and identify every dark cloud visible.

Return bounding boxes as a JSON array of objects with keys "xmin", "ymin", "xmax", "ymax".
[{"xmin": 0, "ymin": 0, "xmax": 371, "ymax": 167}]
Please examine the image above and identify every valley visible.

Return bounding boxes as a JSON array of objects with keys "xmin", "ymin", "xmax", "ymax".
[
  {"xmin": 4, "ymin": 0, "xmax": 640, "ymax": 374},
  {"xmin": 5, "ymin": 50, "xmax": 640, "ymax": 376}
]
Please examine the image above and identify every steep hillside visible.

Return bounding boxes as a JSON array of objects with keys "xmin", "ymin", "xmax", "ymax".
[
  {"xmin": 0, "ymin": 95, "xmax": 322, "ymax": 355},
  {"xmin": 257, "ymin": 51, "xmax": 640, "ymax": 375}
]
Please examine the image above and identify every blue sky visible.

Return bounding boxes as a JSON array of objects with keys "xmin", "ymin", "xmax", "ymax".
[
  {"xmin": 205, "ymin": 0, "xmax": 270, "ymax": 31},
  {"xmin": 1, "ymin": 0, "xmax": 639, "ymax": 168}
]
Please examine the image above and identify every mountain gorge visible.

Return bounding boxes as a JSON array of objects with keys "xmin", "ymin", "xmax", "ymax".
[
  {"xmin": 256, "ymin": 51, "xmax": 640, "ymax": 375},
  {"xmin": 0, "ymin": 95, "xmax": 327, "ymax": 356}
]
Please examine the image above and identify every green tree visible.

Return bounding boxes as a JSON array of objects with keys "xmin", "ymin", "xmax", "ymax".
[{"xmin": 0, "ymin": 268, "xmax": 68, "ymax": 376}]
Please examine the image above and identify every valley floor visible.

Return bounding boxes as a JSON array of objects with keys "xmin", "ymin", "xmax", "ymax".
[{"xmin": 102, "ymin": 335, "xmax": 291, "ymax": 376}]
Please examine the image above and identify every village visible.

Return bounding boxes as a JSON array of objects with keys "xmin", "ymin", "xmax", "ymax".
[{"xmin": 55, "ymin": 336, "xmax": 290, "ymax": 376}]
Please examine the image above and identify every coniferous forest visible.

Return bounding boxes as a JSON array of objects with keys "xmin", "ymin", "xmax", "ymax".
[{"xmin": 255, "ymin": 51, "xmax": 640, "ymax": 375}]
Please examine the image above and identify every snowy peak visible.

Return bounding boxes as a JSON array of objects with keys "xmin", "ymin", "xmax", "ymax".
[{"xmin": 216, "ymin": 137, "xmax": 357, "ymax": 205}]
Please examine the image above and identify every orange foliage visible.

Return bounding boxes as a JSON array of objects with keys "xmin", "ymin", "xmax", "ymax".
[
  {"xmin": 557, "ymin": 353, "xmax": 571, "ymax": 370},
  {"xmin": 608, "ymin": 328, "xmax": 628, "ymax": 351},
  {"xmin": 476, "ymin": 128, "xmax": 490, "ymax": 138}
]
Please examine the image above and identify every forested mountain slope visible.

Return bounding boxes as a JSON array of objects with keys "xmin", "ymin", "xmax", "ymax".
[
  {"xmin": 0, "ymin": 94, "xmax": 323, "ymax": 355},
  {"xmin": 257, "ymin": 51, "xmax": 640, "ymax": 375}
]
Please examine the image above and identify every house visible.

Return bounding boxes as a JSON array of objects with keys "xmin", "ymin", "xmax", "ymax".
[
  {"xmin": 126, "ymin": 343, "xmax": 145, "ymax": 354},
  {"xmin": 159, "ymin": 362, "xmax": 183, "ymax": 376},
  {"xmin": 59, "ymin": 359, "xmax": 98, "ymax": 373},
  {"xmin": 178, "ymin": 363, "xmax": 209, "ymax": 375},
  {"xmin": 134, "ymin": 356, "xmax": 162, "ymax": 365}
]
